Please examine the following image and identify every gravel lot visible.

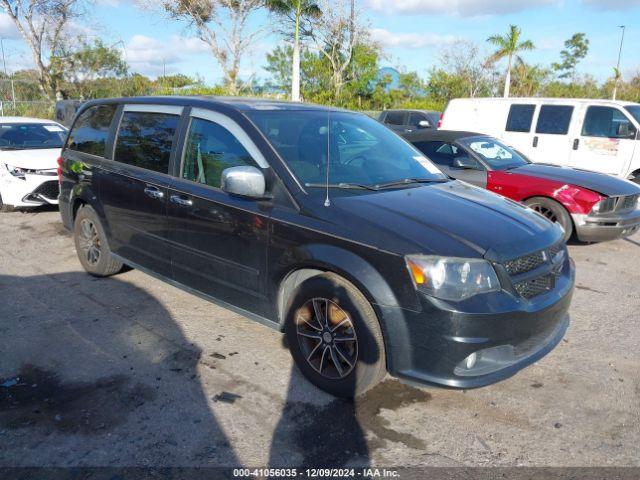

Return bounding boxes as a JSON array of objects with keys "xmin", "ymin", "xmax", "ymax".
[{"xmin": 0, "ymin": 208, "xmax": 639, "ymax": 468}]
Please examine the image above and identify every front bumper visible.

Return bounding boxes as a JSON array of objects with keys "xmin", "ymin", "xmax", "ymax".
[
  {"xmin": 379, "ymin": 259, "xmax": 574, "ymax": 389},
  {"xmin": 0, "ymin": 171, "xmax": 59, "ymax": 207},
  {"xmin": 572, "ymin": 209, "xmax": 640, "ymax": 242}
]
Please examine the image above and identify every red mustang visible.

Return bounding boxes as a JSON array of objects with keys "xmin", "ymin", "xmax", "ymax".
[{"xmin": 404, "ymin": 130, "xmax": 640, "ymax": 242}]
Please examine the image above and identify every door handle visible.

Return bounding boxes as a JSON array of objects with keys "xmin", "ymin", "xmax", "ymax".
[
  {"xmin": 143, "ymin": 186, "xmax": 164, "ymax": 199},
  {"xmin": 170, "ymin": 195, "xmax": 193, "ymax": 207},
  {"xmin": 573, "ymin": 138, "xmax": 580, "ymax": 150},
  {"xmin": 533, "ymin": 136, "xmax": 538, "ymax": 148}
]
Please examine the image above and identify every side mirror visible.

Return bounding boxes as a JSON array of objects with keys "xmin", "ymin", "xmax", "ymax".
[
  {"xmin": 453, "ymin": 155, "xmax": 478, "ymax": 169},
  {"xmin": 221, "ymin": 166, "xmax": 266, "ymax": 198},
  {"xmin": 418, "ymin": 120, "xmax": 431, "ymax": 129}
]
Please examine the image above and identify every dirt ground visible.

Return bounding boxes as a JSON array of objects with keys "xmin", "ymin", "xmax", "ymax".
[{"xmin": 1, "ymin": 208, "xmax": 638, "ymax": 468}]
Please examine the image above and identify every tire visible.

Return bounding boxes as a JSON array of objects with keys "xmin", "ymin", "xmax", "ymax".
[
  {"xmin": 73, "ymin": 205, "xmax": 123, "ymax": 277},
  {"xmin": 524, "ymin": 196, "xmax": 573, "ymax": 242},
  {"xmin": 0, "ymin": 192, "xmax": 15, "ymax": 213},
  {"xmin": 284, "ymin": 273, "xmax": 386, "ymax": 397}
]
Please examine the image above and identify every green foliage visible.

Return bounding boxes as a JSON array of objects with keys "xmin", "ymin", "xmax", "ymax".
[
  {"xmin": 487, "ymin": 25, "xmax": 535, "ymax": 65},
  {"xmin": 552, "ymin": 33, "xmax": 589, "ymax": 79}
]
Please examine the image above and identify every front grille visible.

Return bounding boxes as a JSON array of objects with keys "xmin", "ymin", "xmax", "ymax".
[
  {"xmin": 514, "ymin": 274, "xmax": 555, "ymax": 299},
  {"xmin": 504, "ymin": 251, "xmax": 546, "ymax": 276},
  {"xmin": 617, "ymin": 194, "xmax": 638, "ymax": 212},
  {"xmin": 504, "ymin": 242, "xmax": 566, "ymax": 300},
  {"xmin": 32, "ymin": 181, "xmax": 59, "ymax": 200}
]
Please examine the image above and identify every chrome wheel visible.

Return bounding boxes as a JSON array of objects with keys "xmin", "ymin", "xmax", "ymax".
[
  {"xmin": 295, "ymin": 298, "xmax": 358, "ymax": 380},
  {"xmin": 78, "ymin": 218, "xmax": 101, "ymax": 266}
]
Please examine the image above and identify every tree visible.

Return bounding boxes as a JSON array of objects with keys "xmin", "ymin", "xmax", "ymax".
[
  {"xmin": 511, "ymin": 59, "xmax": 549, "ymax": 97},
  {"xmin": 487, "ymin": 25, "xmax": 534, "ymax": 98},
  {"xmin": 51, "ymin": 39, "xmax": 128, "ymax": 98},
  {"xmin": 0, "ymin": 0, "xmax": 86, "ymax": 98},
  {"xmin": 552, "ymin": 33, "xmax": 589, "ymax": 79},
  {"xmin": 310, "ymin": 0, "xmax": 358, "ymax": 98},
  {"xmin": 143, "ymin": 0, "xmax": 263, "ymax": 95},
  {"xmin": 438, "ymin": 41, "xmax": 498, "ymax": 98},
  {"xmin": 265, "ymin": 0, "xmax": 320, "ymax": 102}
]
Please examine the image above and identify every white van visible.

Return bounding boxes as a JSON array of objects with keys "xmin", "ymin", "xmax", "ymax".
[{"xmin": 440, "ymin": 98, "xmax": 640, "ymax": 183}]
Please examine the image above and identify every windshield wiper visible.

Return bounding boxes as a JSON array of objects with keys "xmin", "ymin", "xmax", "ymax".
[
  {"xmin": 305, "ymin": 182, "xmax": 379, "ymax": 191},
  {"xmin": 375, "ymin": 177, "xmax": 450, "ymax": 189}
]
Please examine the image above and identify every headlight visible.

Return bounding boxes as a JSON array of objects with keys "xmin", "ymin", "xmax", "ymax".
[
  {"xmin": 406, "ymin": 255, "xmax": 500, "ymax": 301},
  {"xmin": 4, "ymin": 164, "xmax": 26, "ymax": 180},
  {"xmin": 591, "ymin": 198, "xmax": 615, "ymax": 214}
]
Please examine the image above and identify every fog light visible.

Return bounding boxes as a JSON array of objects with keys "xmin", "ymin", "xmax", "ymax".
[{"xmin": 465, "ymin": 352, "xmax": 477, "ymax": 369}]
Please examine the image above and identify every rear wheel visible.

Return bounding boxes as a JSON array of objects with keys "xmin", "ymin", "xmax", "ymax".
[
  {"xmin": 73, "ymin": 205, "xmax": 123, "ymax": 277},
  {"xmin": 524, "ymin": 196, "xmax": 573, "ymax": 242},
  {"xmin": 284, "ymin": 273, "xmax": 386, "ymax": 397}
]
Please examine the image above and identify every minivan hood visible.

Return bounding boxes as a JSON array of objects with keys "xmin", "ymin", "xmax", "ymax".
[
  {"xmin": 0, "ymin": 148, "xmax": 61, "ymax": 170},
  {"xmin": 512, "ymin": 164, "xmax": 640, "ymax": 197},
  {"xmin": 331, "ymin": 181, "xmax": 562, "ymax": 262}
]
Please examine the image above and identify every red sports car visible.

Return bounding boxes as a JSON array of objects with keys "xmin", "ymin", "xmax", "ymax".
[{"xmin": 405, "ymin": 130, "xmax": 640, "ymax": 242}]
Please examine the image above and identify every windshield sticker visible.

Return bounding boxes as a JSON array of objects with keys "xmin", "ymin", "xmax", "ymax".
[
  {"xmin": 44, "ymin": 125, "xmax": 65, "ymax": 132},
  {"xmin": 414, "ymin": 156, "xmax": 442, "ymax": 174},
  {"xmin": 584, "ymin": 138, "xmax": 619, "ymax": 156}
]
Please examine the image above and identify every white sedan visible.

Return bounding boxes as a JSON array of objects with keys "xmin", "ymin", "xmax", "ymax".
[{"xmin": 0, "ymin": 117, "xmax": 68, "ymax": 212}]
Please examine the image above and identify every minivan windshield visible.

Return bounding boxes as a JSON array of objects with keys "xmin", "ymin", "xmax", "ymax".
[
  {"xmin": 0, "ymin": 123, "xmax": 67, "ymax": 150},
  {"xmin": 458, "ymin": 136, "xmax": 529, "ymax": 170},
  {"xmin": 246, "ymin": 110, "xmax": 447, "ymax": 189},
  {"xmin": 625, "ymin": 106, "xmax": 640, "ymax": 126}
]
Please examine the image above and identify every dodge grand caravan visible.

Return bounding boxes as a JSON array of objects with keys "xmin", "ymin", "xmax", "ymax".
[{"xmin": 59, "ymin": 97, "xmax": 575, "ymax": 397}]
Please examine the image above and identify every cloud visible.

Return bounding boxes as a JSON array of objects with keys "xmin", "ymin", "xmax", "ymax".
[
  {"xmin": 367, "ymin": 0, "xmax": 559, "ymax": 16},
  {"xmin": 0, "ymin": 13, "xmax": 20, "ymax": 40},
  {"xmin": 370, "ymin": 28, "xmax": 459, "ymax": 48},
  {"xmin": 581, "ymin": 0, "xmax": 640, "ymax": 9},
  {"xmin": 124, "ymin": 34, "xmax": 209, "ymax": 76}
]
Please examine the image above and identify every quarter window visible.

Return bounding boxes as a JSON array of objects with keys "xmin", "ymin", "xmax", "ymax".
[
  {"xmin": 506, "ymin": 104, "xmax": 535, "ymax": 132},
  {"xmin": 114, "ymin": 111, "xmax": 179, "ymax": 173},
  {"xmin": 182, "ymin": 117, "xmax": 256, "ymax": 189},
  {"xmin": 582, "ymin": 106, "xmax": 636, "ymax": 138},
  {"xmin": 535, "ymin": 105, "xmax": 574, "ymax": 135},
  {"xmin": 68, "ymin": 104, "xmax": 117, "ymax": 156}
]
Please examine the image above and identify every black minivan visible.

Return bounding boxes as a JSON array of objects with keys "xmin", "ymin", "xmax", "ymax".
[{"xmin": 59, "ymin": 97, "xmax": 575, "ymax": 397}]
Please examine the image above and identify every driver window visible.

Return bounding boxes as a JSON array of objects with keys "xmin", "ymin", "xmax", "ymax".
[
  {"xmin": 182, "ymin": 118, "xmax": 257, "ymax": 189},
  {"xmin": 409, "ymin": 113, "xmax": 427, "ymax": 128},
  {"xmin": 582, "ymin": 106, "xmax": 636, "ymax": 139}
]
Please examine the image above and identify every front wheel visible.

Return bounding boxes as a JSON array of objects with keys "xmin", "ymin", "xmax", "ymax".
[
  {"xmin": 524, "ymin": 197, "xmax": 573, "ymax": 242},
  {"xmin": 73, "ymin": 205, "xmax": 124, "ymax": 277},
  {"xmin": 284, "ymin": 273, "xmax": 386, "ymax": 397}
]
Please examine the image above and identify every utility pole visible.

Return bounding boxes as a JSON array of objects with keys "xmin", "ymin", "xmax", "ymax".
[
  {"xmin": 612, "ymin": 25, "xmax": 625, "ymax": 101},
  {"xmin": 0, "ymin": 38, "xmax": 16, "ymax": 109}
]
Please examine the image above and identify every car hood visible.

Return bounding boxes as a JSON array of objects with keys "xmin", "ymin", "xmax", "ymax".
[
  {"xmin": 330, "ymin": 181, "xmax": 562, "ymax": 262},
  {"xmin": 511, "ymin": 164, "xmax": 640, "ymax": 197},
  {"xmin": 0, "ymin": 148, "xmax": 61, "ymax": 170}
]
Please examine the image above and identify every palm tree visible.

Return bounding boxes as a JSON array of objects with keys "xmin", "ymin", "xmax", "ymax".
[
  {"xmin": 266, "ymin": 0, "xmax": 321, "ymax": 102},
  {"xmin": 487, "ymin": 25, "xmax": 535, "ymax": 98}
]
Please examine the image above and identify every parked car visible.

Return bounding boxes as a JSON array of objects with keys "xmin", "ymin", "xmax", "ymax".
[
  {"xmin": 59, "ymin": 97, "xmax": 574, "ymax": 397},
  {"xmin": 439, "ymin": 98, "xmax": 640, "ymax": 183},
  {"xmin": 378, "ymin": 109, "xmax": 440, "ymax": 134},
  {"xmin": 404, "ymin": 129, "xmax": 640, "ymax": 242},
  {"xmin": 0, "ymin": 117, "xmax": 68, "ymax": 212}
]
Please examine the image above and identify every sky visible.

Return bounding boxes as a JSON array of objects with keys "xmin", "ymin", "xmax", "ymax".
[{"xmin": 0, "ymin": 0, "xmax": 639, "ymax": 85}]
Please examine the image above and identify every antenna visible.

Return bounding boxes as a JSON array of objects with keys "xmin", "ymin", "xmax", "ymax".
[{"xmin": 324, "ymin": 110, "xmax": 331, "ymax": 207}]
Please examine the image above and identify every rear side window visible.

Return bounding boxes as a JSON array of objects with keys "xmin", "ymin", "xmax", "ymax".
[
  {"xmin": 535, "ymin": 105, "xmax": 573, "ymax": 135},
  {"xmin": 384, "ymin": 111, "xmax": 405, "ymax": 125},
  {"xmin": 413, "ymin": 141, "xmax": 460, "ymax": 167},
  {"xmin": 409, "ymin": 113, "xmax": 427, "ymax": 127},
  {"xmin": 506, "ymin": 104, "xmax": 535, "ymax": 132},
  {"xmin": 182, "ymin": 118, "xmax": 256, "ymax": 189},
  {"xmin": 582, "ymin": 106, "xmax": 636, "ymax": 138},
  {"xmin": 68, "ymin": 104, "xmax": 117, "ymax": 156},
  {"xmin": 114, "ymin": 112, "xmax": 180, "ymax": 173}
]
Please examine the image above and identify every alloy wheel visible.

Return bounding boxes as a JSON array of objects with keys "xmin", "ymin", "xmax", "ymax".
[
  {"xmin": 295, "ymin": 298, "xmax": 358, "ymax": 380},
  {"xmin": 531, "ymin": 204, "xmax": 558, "ymax": 223},
  {"xmin": 78, "ymin": 218, "xmax": 101, "ymax": 266}
]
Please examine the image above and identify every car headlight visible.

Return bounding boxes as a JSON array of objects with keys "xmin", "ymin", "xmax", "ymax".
[
  {"xmin": 405, "ymin": 255, "xmax": 500, "ymax": 301},
  {"xmin": 4, "ymin": 164, "xmax": 26, "ymax": 180},
  {"xmin": 591, "ymin": 198, "xmax": 615, "ymax": 214}
]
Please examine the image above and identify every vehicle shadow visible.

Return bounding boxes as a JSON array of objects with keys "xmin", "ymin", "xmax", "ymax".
[{"xmin": 0, "ymin": 271, "xmax": 240, "ymax": 467}]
